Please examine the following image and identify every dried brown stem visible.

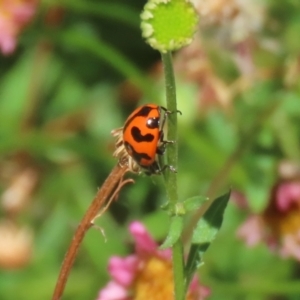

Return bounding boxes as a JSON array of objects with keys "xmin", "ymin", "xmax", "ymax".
[
  {"xmin": 52, "ymin": 163, "xmax": 129, "ymax": 300},
  {"xmin": 91, "ymin": 178, "xmax": 135, "ymax": 224}
]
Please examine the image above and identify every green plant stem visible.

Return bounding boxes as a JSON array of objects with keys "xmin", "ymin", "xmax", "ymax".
[{"xmin": 161, "ymin": 51, "xmax": 185, "ymax": 300}]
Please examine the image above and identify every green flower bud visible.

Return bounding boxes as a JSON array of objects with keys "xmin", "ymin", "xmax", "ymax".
[{"xmin": 141, "ymin": 0, "xmax": 199, "ymax": 53}]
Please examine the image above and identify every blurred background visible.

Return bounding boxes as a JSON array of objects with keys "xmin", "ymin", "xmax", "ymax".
[{"xmin": 1, "ymin": 0, "xmax": 300, "ymax": 299}]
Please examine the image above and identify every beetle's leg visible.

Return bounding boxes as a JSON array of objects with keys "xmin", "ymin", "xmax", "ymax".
[
  {"xmin": 156, "ymin": 140, "xmax": 175, "ymax": 155},
  {"xmin": 156, "ymin": 130, "xmax": 176, "ymax": 155},
  {"xmin": 159, "ymin": 106, "xmax": 182, "ymax": 131},
  {"xmin": 143, "ymin": 162, "xmax": 177, "ymax": 175},
  {"xmin": 160, "ymin": 164, "xmax": 177, "ymax": 173}
]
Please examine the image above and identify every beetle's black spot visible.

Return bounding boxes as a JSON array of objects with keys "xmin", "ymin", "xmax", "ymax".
[
  {"xmin": 136, "ymin": 106, "xmax": 154, "ymax": 117},
  {"xmin": 131, "ymin": 126, "xmax": 154, "ymax": 142},
  {"xmin": 123, "ymin": 106, "xmax": 156, "ymax": 132},
  {"xmin": 124, "ymin": 142, "xmax": 163, "ymax": 174},
  {"xmin": 124, "ymin": 141, "xmax": 152, "ymax": 162}
]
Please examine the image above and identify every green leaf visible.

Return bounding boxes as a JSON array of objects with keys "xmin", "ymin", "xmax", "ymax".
[
  {"xmin": 161, "ymin": 196, "xmax": 207, "ymax": 216},
  {"xmin": 191, "ymin": 190, "xmax": 231, "ymax": 244},
  {"xmin": 160, "ymin": 216, "xmax": 183, "ymax": 249},
  {"xmin": 185, "ymin": 190, "xmax": 231, "ymax": 285},
  {"xmin": 182, "ymin": 196, "xmax": 208, "ymax": 213}
]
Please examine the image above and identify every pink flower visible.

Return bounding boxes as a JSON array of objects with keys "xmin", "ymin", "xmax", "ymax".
[
  {"xmin": 237, "ymin": 215, "xmax": 265, "ymax": 247},
  {"xmin": 97, "ymin": 221, "xmax": 210, "ymax": 300},
  {"xmin": 0, "ymin": 0, "xmax": 38, "ymax": 55},
  {"xmin": 237, "ymin": 180, "xmax": 300, "ymax": 260}
]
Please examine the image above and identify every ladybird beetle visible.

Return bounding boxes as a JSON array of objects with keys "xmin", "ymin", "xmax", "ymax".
[{"xmin": 112, "ymin": 104, "xmax": 180, "ymax": 175}]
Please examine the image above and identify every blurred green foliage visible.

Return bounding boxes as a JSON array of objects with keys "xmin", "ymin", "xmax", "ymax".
[{"xmin": 0, "ymin": 0, "xmax": 300, "ymax": 300}]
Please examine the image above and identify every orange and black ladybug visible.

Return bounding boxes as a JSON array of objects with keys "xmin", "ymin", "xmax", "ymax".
[{"xmin": 112, "ymin": 104, "xmax": 181, "ymax": 175}]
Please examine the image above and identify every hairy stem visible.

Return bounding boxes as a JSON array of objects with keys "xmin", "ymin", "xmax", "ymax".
[{"xmin": 161, "ymin": 51, "xmax": 185, "ymax": 300}]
